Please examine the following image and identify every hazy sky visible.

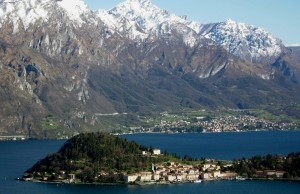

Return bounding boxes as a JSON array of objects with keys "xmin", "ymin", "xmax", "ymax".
[{"xmin": 84, "ymin": 0, "xmax": 300, "ymax": 46}]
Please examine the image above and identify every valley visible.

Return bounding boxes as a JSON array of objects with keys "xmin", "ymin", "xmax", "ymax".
[{"xmin": 0, "ymin": 0, "xmax": 299, "ymax": 138}]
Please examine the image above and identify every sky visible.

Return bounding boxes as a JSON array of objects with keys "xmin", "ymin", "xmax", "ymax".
[{"xmin": 84, "ymin": 0, "xmax": 300, "ymax": 46}]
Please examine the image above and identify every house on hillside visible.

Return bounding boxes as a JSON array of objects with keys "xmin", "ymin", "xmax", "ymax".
[
  {"xmin": 142, "ymin": 149, "xmax": 161, "ymax": 155},
  {"xmin": 202, "ymin": 164, "xmax": 216, "ymax": 171},
  {"xmin": 152, "ymin": 149, "xmax": 161, "ymax": 155}
]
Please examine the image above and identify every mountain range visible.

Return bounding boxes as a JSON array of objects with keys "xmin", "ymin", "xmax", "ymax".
[{"xmin": 0, "ymin": 0, "xmax": 299, "ymax": 138}]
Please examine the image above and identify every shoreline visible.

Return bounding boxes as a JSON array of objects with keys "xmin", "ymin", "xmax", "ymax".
[
  {"xmin": 18, "ymin": 177, "xmax": 300, "ymax": 186},
  {"xmin": 116, "ymin": 129, "xmax": 299, "ymax": 136},
  {"xmin": 1, "ymin": 129, "xmax": 300, "ymax": 141}
]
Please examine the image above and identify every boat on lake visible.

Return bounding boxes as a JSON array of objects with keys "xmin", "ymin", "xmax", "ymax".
[
  {"xmin": 235, "ymin": 176, "xmax": 246, "ymax": 181},
  {"xmin": 194, "ymin": 179, "xmax": 202, "ymax": 183}
]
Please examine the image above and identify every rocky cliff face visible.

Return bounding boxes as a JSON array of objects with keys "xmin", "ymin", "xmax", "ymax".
[{"xmin": 0, "ymin": 0, "xmax": 299, "ymax": 137}]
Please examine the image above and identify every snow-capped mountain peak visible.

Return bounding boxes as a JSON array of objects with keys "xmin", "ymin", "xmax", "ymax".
[
  {"xmin": 96, "ymin": 1, "xmax": 284, "ymax": 62},
  {"xmin": 97, "ymin": 0, "xmax": 201, "ymax": 45},
  {"xmin": 108, "ymin": 0, "xmax": 173, "ymax": 32},
  {"xmin": 200, "ymin": 19, "xmax": 284, "ymax": 63},
  {"xmin": 0, "ymin": 0, "xmax": 286, "ymax": 64}
]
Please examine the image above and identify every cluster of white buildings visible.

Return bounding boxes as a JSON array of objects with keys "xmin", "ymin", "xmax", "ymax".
[
  {"xmin": 124, "ymin": 161, "xmax": 236, "ymax": 184},
  {"xmin": 198, "ymin": 115, "xmax": 297, "ymax": 132},
  {"xmin": 0, "ymin": 135, "xmax": 26, "ymax": 141}
]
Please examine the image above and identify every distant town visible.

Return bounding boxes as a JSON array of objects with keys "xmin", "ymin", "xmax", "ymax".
[
  {"xmin": 1, "ymin": 109, "xmax": 299, "ymax": 140},
  {"xmin": 113, "ymin": 109, "xmax": 299, "ymax": 135},
  {"xmin": 0, "ymin": 136, "xmax": 27, "ymax": 141}
]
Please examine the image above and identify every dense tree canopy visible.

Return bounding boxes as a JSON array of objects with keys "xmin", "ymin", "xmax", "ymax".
[
  {"xmin": 232, "ymin": 152, "xmax": 300, "ymax": 178},
  {"xmin": 26, "ymin": 133, "xmax": 179, "ymax": 183}
]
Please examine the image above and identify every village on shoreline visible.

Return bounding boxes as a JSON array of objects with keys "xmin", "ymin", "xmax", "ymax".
[
  {"xmin": 115, "ymin": 114, "xmax": 298, "ymax": 135},
  {"xmin": 2, "ymin": 108, "xmax": 299, "ymax": 140},
  {"xmin": 21, "ymin": 148, "xmax": 296, "ymax": 185}
]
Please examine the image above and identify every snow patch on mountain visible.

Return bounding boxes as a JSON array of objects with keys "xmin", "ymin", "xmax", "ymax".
[
  {"xmin": 56, "ymin": 0, "xmax": 89, "ymax": 25},
  {"xmin": 0, "ymin": 0, "xmax": 50, "ymax": 31},
  {"xmin": 96, "ymin": 10, "xmax": 118, "ymax": 29},
  {"xmin": 0, "ymin": 0, "xmax": 90, "ymax": 31}
]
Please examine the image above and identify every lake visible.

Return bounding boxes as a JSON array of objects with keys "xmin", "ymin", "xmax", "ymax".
[
  {"xmin": 124, "ymin": 131, "xmax": 300, "ymax": 160},
  {"xmin": 1, "ymin": 131, "xmax": 300, "ymax": 194}
]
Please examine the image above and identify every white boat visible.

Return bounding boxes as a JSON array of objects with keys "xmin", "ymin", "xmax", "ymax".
[
  {"xmin": 194, "ymin": 179, "xmax": 202, "ymax": 183},
  {"xmin": 235, "ymin": 176, "xmax": 246, "ymax": 181}
]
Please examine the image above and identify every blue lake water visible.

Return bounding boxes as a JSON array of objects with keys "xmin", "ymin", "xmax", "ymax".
[
  {"xmin": 1, "ymin": 131, "xmax": 300, "ymax": 194},
  {"xmin": 124, "ymin": 131, "xmax": 300, "ymax": 160}
]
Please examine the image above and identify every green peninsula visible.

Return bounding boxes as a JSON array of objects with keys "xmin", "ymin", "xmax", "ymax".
[
  {"xmin": 23, "ymin": 133, "xmax": 195, "ymax": 184},
  {"xmin": 22, "ymin": 133, "xmax": 300, "ymax": 184}
]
